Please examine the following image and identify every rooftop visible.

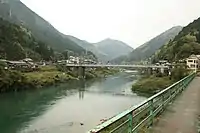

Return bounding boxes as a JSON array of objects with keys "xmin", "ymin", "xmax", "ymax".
[{"xmin": 187, "ymin": 54, "xmax": 200, "ymax": 60}]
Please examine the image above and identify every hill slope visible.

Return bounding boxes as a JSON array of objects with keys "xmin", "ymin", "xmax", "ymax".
[
  {"xmin": 112, "ymin": 26, "xmax": 182, "ymax": 63},
  {"xmin": 66, "ymin": 36, "xmax": 107, "ymax": 61},
  {"xmin": 0, "ymin": 18, "xmax": 54, "ymax": 60},
  {"xmin": 67, "ymin": 37, "xmax": 133, "ymax": 62},
  {"xmin": 0, "ymin": 0, "xmax": 84, "ymax": 53},
  {"xmin": 128, "ymin": 26, "xmax": 182, "ymax": 61},
  {"xmin": 94, "ymin": 38, "xmax": 133, "ymax": 61},
  {"xmin": 152, "ymin": 18, "xmax": 200, "ymax": 62}
]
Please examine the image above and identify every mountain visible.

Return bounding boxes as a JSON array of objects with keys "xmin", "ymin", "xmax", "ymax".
[
  {"xmin": 0, "ymin": 18, "xmax": 54, "ymax": 60},
  {"xmin": 67, "ymin": 37, "xmax": 133, "ymax": 62},
  {"xmin": 0, "ymin": 0, "xmax": 85, "ymax": 53},
  {"xmin": 66, "ymin": 35, "xmax": 107, "ymax": 61},
  {"xmin": 113, "ymin": 26, "xmax": 182, "ymax": 63},
  {"xmin": 128, "ymin": 26, "xmax": 183, "ymax": 61},
  {"xmin": 94, "ymin": 38, "xmax": 133, "ymax": 61},
  {"xmin": 152, "ymin": 18, "xmax": 200, "ymax": 62}
]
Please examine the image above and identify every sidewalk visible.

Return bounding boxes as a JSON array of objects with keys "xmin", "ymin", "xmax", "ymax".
[{"xmin": 150, "ymin": 77, "xmax": 200, "ymax": 133}]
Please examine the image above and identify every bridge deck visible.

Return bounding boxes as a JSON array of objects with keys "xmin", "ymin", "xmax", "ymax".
[{"xmin": 150, "ymin": 77, "xmax": 200, "ymax": 133}]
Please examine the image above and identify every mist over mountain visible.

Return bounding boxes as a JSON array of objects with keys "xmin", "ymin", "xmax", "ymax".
[
  {"xmin": 94, "ymin": 38, "xmax": 133, "ymax": 61},
  {"xmin": 67, "ymin": 37, "xmax": 133, "ymax": 62},
  {"xmin": 0, "ymin": 0, "xmax": 85, "ymax": 53},
  {"xmin": 112, "ymin": 26, "xmax": 182, "ymax": 63},
  {"xmin": 152, "ymin": 17, "xmax": 200, "ymax": 62}
]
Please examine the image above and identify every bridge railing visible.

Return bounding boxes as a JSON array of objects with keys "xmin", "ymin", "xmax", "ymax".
[
  {"xmin": 88, "ymin": 72, "xmax": 195, "ymax": 133},
  {"xmin": 64, "ymin": 64, "xmax": 169, "ymax": 68}
]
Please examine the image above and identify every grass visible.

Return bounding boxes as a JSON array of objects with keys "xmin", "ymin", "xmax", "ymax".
[
  {"xmin": 0, "ymin": 65, "xmax": 120, "ymax": 92},
  {"xmin": 23, "ymin": 66, "xmax": 119, "ymax": 87},
  {"xmin": 24, "ymin": 71, "xmax": 73, "ymax": 82},
  {"xmin": 132, "ymin": 76, "xmax": 173, "ymax": 96},
  {"xmin": 22, "ymin": 66, "xmax": 77, "ymax": 87},
  {"xmin": 39, "ymin": 65, "xmax": 58, "ymax": 71},
  {"xmin": 94, "ymin": 68, "xmax": 119, "ymax": 76}
]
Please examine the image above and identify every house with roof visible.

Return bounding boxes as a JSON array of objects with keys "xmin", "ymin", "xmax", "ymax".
[{"xmin": 186, "ymin": 54, "xmax": 200, "ymax": 70}]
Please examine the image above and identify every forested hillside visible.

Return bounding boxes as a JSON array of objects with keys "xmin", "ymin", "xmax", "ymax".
[
  {"xmin": 67, "ymin": 36, "xmax": 133, "ymax": 62},
  {"xmin": 152, "ymin": 18, "xmax": 200, "ymax": 62},
  {"xmin": 0, "ymin": 18, "xmax": 54, "ymax": 60},
  {"xmin": 94, "ymin": 38, "xmax": 133, "ymax": 61},
  {"xmin": 0, "ymin": 0, "xmax": 85, "ymax": 53},
  {"xmin": 112, "ymin": 26, "xmax": 182, "ymax": 64}
]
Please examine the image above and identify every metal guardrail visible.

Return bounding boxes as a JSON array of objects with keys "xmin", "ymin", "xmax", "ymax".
[{"xmin": 88, "ymin": 73, "xmax": 195, "ymax": 133}]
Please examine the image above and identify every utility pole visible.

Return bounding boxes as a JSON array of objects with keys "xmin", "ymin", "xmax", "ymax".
[
  {"xmin": 194, "ymin": 55, "xmax": 198, "ymax": 73},
  {"xmin": 195, "ymin": 61, "xmax": 197, "ymax": 73}
]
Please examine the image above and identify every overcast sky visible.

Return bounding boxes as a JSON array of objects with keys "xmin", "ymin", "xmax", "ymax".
[{"xmin": 21, "ymin": 0, "xmax": 200, "ymax": 48}]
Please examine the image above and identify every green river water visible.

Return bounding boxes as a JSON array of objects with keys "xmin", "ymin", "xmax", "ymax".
[{"xmin": 0, "ymin": 72, "xmax": 146, "ymax": 133}]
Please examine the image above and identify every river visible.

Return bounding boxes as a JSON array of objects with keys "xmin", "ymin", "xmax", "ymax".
[{"xmin": 0, "ymin": 72, "xmax": 146, "ymax": 133}]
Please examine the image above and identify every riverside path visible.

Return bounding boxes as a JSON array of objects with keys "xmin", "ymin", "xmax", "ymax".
[
  {"xmin": 150, "ymin": 76, "xmax": 200, "ymax": 133},
  {"xmin": 88, "ymin": 73, "xmax": 200, "ymax": 133}
]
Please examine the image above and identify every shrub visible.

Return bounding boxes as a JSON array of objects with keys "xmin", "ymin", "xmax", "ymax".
[
  {"xmin": 132, "ymin": 76, "xmax": 172, "ymax": 95},
  {"xmin": 171, "ymin": 65, "xmax": 189, "ymax": 81}
]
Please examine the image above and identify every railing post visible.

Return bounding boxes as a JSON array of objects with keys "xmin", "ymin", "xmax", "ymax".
[
  {"xmin": 177, "ymin": 83, "xmax": 181, "ymax": 95},
  {"xmin": 149, "ymin": 99, "xmax": 153, "ymax": 126},
  {"xmin": 169, "ymin": 88, "xmax": 172, "ymax": 102},
  {"xmin": 177, "ymin": 83, "xmax": 181, "ymax": 94},
  {"xmin": 128, "ymin": 112, "xmax": 133, "ymax": 133},
  {"xmin": 161, "ymin": 94, "xmax": 164, "ymax": 111},
  {"xmin": 182, "ymin": 81, "xmax": 185, "ymax": 91}
]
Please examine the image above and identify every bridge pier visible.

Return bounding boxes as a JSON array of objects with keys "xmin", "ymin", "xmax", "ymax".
[
  {"xmin": 160, "ymin": 67, "xmax": 164, "ymax": 74},
  {"xmin": 147, "ymin": 68, "xmax": 153, "ymax": 75},
  {"xmin": 78, "ymin": 66, "xmax": 85, "ymax": 79},
  {"xmin": 63, "ymin": 64, "xmax": 168, "ymax": 77},
  {"xmin": 78, "ymin": 80, "xmax": 85, "ymax": 99}
]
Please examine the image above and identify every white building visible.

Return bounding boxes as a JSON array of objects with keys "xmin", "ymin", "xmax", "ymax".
[
  {"xmin": 155, "ymin": 60, "xmax": 170, "ymax": 66},
  {"xmin": 186, "ymin": 55, "xmax": 200, "ymax": 70}
]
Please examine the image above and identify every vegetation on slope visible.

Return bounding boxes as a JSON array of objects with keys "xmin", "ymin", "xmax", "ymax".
[
  {"xmin": 0, "ymin": 63, "xmax": 119, "ymax": 93},
  {"xmin": 130, "ymin": 26, "xmax": 182, "ymax": 61},
  {"xmin": 112, "ymin": 26, "xmax": 182, "ymax": 63},
  {"xmin": 152, "ymin": 18, "xmax": 200, "ymax": 62},
  {"xmin": 0, "ymin": 0, "xmax": 85, "ymax": 53},
  {"xmin": 132, "ymin": 76, "xmax": 172, "ymax": 95},
  {"xmin": 68, "ymin": 36, "xmax": 133, "ymax": 62},
  {"xmin": 67, "ymin": 35, "xmax": 108, "ymax": 61},
  {"xmin": 132, "ymin": 65, "xmax": 189, "ymax": 96},
  {"xmin": 0, "ymin": 64, "xmax": 75, "ymax": 92},
  {"xmin": 94, "ymin": 38, "xmax": 133, "ymax": 61},
  {"xmin": 132, "ymin": 18, "xmax": 200, "ymax": 96},
  {"xmin": 0, "ymin": 18, "xmax": 54, "ymax": 60}
]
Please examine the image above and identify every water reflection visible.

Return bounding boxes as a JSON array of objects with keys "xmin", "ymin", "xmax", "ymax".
[
  {"xmin": 0, "ymin": 73, "xmax": 145, "ymax": 133},
  {"xmin": 0, "ymin": 80, "xmax": 86, "ymax": 133},
  {"xmin": 78, "ymin": 79, "xmax": 85, "ymax": 99}
]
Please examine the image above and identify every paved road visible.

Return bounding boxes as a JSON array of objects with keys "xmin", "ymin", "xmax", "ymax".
[{"xmin": 151, "ymin": 77, "xmax": 200, "ymax": 133}]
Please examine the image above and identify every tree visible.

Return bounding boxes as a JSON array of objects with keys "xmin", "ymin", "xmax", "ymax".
[
  {"xmin": 0, "ymin": 18, "xmax": 54, "ymax": 61},
  {"xmin": 171, "ymin": 64, "xmax": 189, "ymax": 81},
  {"xmin": 62, "ymin": 50, "xmax": 69, "ymax": 60}
]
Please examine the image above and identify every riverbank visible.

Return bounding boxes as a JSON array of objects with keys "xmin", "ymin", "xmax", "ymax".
[
  {"xmin": 0, "ymin": 65, "xmax": 119, "ymax": 93},
  {"xmin": 132, "ymin": 76, "xmax": 173, "ymax": 96},
  {"xmin": 132, "ymin": 66, "xmax": 190, "ymax": 96},
  {"xmin": 0, "ymin": 72, "xmax": 145, "ymax": 133}
]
